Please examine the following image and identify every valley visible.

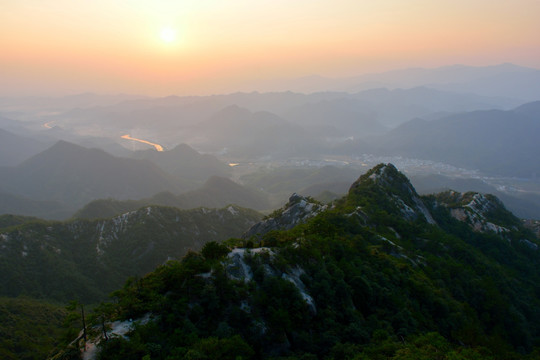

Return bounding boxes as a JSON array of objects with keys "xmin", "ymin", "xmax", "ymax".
[
  {"xmin": 3, "ymin": 1, "xmax": 540, "ymax": 358},
  {"xmin": 1, "ymin": 63, "xmax": 539, "ymax": 360}
]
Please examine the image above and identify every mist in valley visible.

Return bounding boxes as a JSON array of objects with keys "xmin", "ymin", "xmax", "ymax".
[
  {"xmin": 2, "ymin": 2, "xmax": 540, "ymax": 359},
  {"xmin": 1, "ymin": 63, "xmax": 540, "ymax": 220}
]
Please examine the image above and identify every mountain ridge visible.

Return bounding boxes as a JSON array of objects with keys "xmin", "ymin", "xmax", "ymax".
[{"xmin": 66, "ymin": 163, "xmax": 540, "ymax": 359}]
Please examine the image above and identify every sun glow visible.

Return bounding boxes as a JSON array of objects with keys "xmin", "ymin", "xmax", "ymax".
[{"xmin": 160, "ymin": 27, "xmax": 177, "ymax": 43}]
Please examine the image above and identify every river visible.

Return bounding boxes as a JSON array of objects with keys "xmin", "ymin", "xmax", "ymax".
[{"xmin": 121, "ymin": 134, "xmax": 164, "ymax": 152}]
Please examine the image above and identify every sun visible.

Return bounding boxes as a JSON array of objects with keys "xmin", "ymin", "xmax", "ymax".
[{"xmin": 160, "ymin": 27, "xmax": 177, "ymax": 43}]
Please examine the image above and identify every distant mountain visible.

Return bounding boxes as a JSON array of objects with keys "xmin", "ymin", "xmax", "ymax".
[
  {"xmin": 196, "ymin": 105, "xmax": 287, "ymax": 146},
  {"xmin": 175, "ymin": 176, "xmax": 271, "ymax": 210},
  {"xmin": 36, "ymin": 125, "xmax": 133, "ymax": 157},
  {"xmin": 132, "ymin": 143, "xmax": 231, "ymax": 182},
  {"xmin": 194, "ymin": 105, "xmax": 323, "ymax": 158},
  {"xmin": 0, "ymin": 190, "xmax": 72, "ymax": 220},
  {"xmin": 283, "ymin": 86, "xmax": 522, "ymax": 129},
  {"xmin": 240, "ymin": 165, "xmax": 361, "ymax": 206},
  {"xmin": 0, "ymin": 214, "xmax": 41, "ymax": 229},
  {"xmin": 0, "ymin": 141, "xmax": 191, "ymax": 208},
  {"xmin": 0, "ymin": 93, "xmax": 147, "ymax": 113},
  {"xmin": 74, "ymin": 176, "xmax": 271, "ymax": 219},
  {"xmin": 0, "ymin": 128, "xmax": 49, "ymax": 166},
  {"xmin": 70, "ymin": 198, "xmax": 147, "ymax": 220},
  {"xmin": 0, "ymin": 205, "xmax": 262, "ymax": 303},
  {"xmin": 335, "ymin": 63, "xmax": 540, "ymax": 101},
  {"xmin": 339, "ymin": 101, "xmax": 540, "ymax": 178},
  {"xmin": 283, "ymin": 98, "xmax": 386, "ymax": 136},
  {"xmin": 347, "ymin": 86, "xmax": 520, "ymax": 127},
  {"xmin": 244, "ymin": 63, "xmax": 540, "ymax": 101},
  {"xmin": 21, "ymin": 84, "xmax": 525, "ymax": 156}
]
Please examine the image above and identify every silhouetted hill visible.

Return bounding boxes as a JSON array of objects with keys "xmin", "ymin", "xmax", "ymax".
[
  {"xmin": 195, "ymin": 105, "xmax": 323, "ymax": 158},
  {"xmin": 0, "ymin": 190, "xmax": 72, "ymax": 219},
  {"xmin": 284, "ymin": 98, "xmax": 386, "ymax": 136},
  {"xmin": 344, "ymin": 63, "xmax": 540, "ymax": 101},
  {"xmin": 74, "ymin": 176, "xmax": 271, "ymax": 219},
  {"xmin": 132, "ymin": 143, "xmax": 231, "ymax": 182},
  {"xmin": 339, "ymin": 101, "xmax": 540, "ymax": 177},
  {"xmin": 0, "ymin": 141, "xmax": 190, "ymax": 207},
  {"xmin": 240, "ymin": 165, "xmax": 361, "ymax": 206},
  {"xmin": 175, "ymin": 176, "xmax": 271, "ymax": 210},
  {"xmin": 0, "ymin": 128, "xmax": 49, "ymax": 167}
]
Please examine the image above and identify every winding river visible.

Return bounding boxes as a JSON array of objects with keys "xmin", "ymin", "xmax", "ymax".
[{"xmin": 121, "ymin": 134, "xmax": 164, "ymax": 152}]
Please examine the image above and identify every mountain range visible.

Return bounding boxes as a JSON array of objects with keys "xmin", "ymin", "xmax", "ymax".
[
  {"xmin": 44, "ymin": 163, "xmax": 540, "ymax": 360},
  {"xmin": 0, "ymin": 141, "xmax": 190, "ymax": 207},
  {"xmin": 338, "ymin": 101, "xmax": 540, "ymax": 178},
  {"xmin": 74, "ymin": 176, "xmax": 271, "ymax": 219},
  {"xmin": 0, "ymin": 140, "xmax": 243, "ymax": 218},
  {"xmin": 269, "ymin": 63, "xmax": 540, "ymax": 101}
]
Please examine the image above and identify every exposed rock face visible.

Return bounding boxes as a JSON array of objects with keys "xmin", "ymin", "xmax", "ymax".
[
  {"xmin": 243, "ymin": 193, "xmax": 327, "ymax": 239},
  {"xmin": 523, "ymin": 219, "xmax": 540, "ymax": 239},
  {"xmin": 520, "ymin": 239, "xmax": 539, "ymax": 251},
  {"xmin": 224, "ymin": 247, "xmax": 316, "ymax": 314},
  {"xmin": 436, "ymin": 191, "xmax": 512, "ymax": 234}
]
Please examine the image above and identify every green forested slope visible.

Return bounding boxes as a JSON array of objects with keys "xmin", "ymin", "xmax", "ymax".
[
  {"xmin": 0, "ymin": 205, "xmax": 262, "ymax": 303},
  {"xmin": 80, "ymin": 164, "xmax": 540, "ymax": 360},
  {"xmin": 0, "ymin": 297, "xmax": 67, "ymax": 360}
]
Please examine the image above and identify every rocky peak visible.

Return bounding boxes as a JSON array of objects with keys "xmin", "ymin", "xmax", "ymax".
[
  {"xmin": 434, "ymin": 191, "xmax": 515, "ymax": 234},
  {"xmin": 243, "ymin": 193, "xmax": 327, "ymax": 239},
  {"xmin": 348, "ymin": 163, "xmax": 436, "ymax": 224}
]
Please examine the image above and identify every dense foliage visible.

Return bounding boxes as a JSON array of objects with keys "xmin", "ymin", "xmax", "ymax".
[
  {"xmin": 0, "ymin": 297, "xmax": 68, "ymax": 360},
  {"xmin": 0, "ymin": 205, "xmax": 261, "ymax": 303},
  {"xmin": 81, "ymin": 165, "xmax": 540, "ymax": 359}
]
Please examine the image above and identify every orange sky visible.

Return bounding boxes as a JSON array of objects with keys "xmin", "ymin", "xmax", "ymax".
[{"xmin": 1, "ymin": 0, "xmax": 539, "ymax": 96}]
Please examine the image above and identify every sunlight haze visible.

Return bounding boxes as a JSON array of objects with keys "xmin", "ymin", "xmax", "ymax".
[{"xmin": 1, "ymin": 0, "xmax": 539, "ymax": 96}]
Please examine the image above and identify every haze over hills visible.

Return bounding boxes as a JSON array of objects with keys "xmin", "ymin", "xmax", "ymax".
[
  {"xmin": 0, "ymin": 128, "xmax": 49, "ymax": 167},
  {"xmin": 74, "ymin": 176, "xmax": 271, "ymax": 219},
  {"xmin": 2, "ymin": 0, "xmax": 540, "ymax": 358},
  {"xmin": 0, "ymin": 64, "xmax": 539, "ymax": 222},
  {"xmin": 0, "ymin": 191, "xmax": 71, "ymax": 220},
  {"xmin": 21, "ymin": 84, "xmax": 523, "ymax": 142},
  {"xmin": 344, "ymin": 101, "xmax": 540, "ymax": 178},
  {"xmin": 275, "ymin": 63, "xmax": 540, "ymax": 101},
  {"xmin": 130, "ymin": 143, "xmax": 231, "ymax": 181},
  {"xmin": 0, "ymin": 141, "xmax": 191, "ymax": 208}
]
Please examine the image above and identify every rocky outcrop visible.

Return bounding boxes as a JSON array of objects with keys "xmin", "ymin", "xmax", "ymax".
[
  {"xmin": 523, "ymin": 219, "xmax": 540, "ymax": 239},
  {"xmin": 224, "ymin": 247, "xmax": 316, "ymax": 314},
  {"xmin": 349, "ymin": 163, "xmax": 436, "ymax": 224},
  {"xmin": 243, "ymin": 193, "xmax": 327, "ymax": 239},
  {"xmin": 435, "ymin": 191, "xmax": 512, "ymax": 234}
]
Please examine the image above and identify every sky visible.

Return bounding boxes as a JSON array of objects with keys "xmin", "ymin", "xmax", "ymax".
[{"xmin": 1, "ymin": 0, "xmax": 539, "ymax": 96}]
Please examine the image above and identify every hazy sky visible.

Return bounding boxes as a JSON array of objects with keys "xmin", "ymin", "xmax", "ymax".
[{"xmin": 1, "ymin": 0, "xmax": 539, "ymax": 96}]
